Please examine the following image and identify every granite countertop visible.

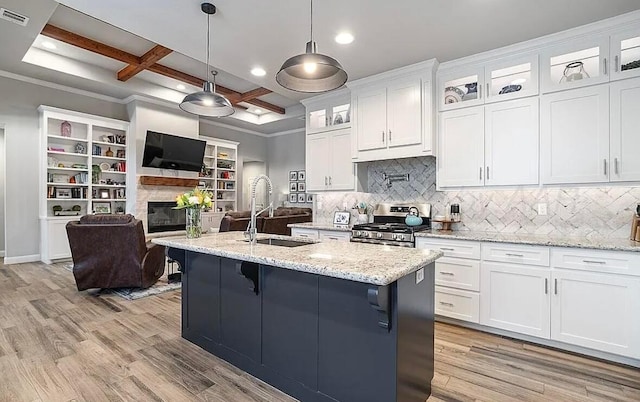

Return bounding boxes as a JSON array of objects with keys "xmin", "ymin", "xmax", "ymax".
[
  {"xmin": 288, "ymin": 222, "xmax": 352, "ymax": 232},
  {"xmin": 415, "ymin": 230, "xmax": 640, "ymax": 253},
  {"xmin": 152, "ymin": 232, "xmax": 442, "ymax": 286}
]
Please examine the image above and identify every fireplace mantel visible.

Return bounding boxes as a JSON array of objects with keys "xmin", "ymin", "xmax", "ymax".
[{"xmin": 139, "ymin": 175, "xmax": 200, "ymax": 188}]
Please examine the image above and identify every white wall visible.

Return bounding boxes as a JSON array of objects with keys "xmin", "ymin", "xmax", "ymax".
[
  {"xmin": 0, "ymin": 76, "xmax": 126, "ymax": 261},
  {"xmin": 0, "ymin": 128, "xmax": 4, "ymax": 256},
  {"xmin": 199, "ymin": 121, "xmax": 268, "ymax": 208},
  {"xmin": 242, "ymin": 161, "xmax": 267, "ymax": 210},
  {"xmin": 267, "ymin": 131, "xmax": 307, "ymax": 206}
]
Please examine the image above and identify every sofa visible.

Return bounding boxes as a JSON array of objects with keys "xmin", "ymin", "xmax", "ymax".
[
  {"xmin": 66, "ymin": 214, "xmax": 166, "ymax": 291},
  {"xmin": 219, "ymin": 207, "xmax": 312, "ymax": 236}
]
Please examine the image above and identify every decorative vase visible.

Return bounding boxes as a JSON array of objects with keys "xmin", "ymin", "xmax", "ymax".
[
  {"xmin": 185, "ymin": 208, "xmax": 202, "ymax": 239},
  {"xmin": 105, "ymin": 147, "xmax": 114, "ymax": 157}
]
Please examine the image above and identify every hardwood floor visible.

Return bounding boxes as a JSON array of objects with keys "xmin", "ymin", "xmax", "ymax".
[{"xmin": 0, "ymin": 260, "xmax": 638, "ymax": 402}]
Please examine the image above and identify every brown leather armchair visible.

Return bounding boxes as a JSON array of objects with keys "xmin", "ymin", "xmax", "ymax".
[
  {"xmin": 66, "ymin": 214, "xmax": 166, "ymax": 291},
  {"xmin": 219, "ymin": 207, "xmax": 312, "ymax": 236}
]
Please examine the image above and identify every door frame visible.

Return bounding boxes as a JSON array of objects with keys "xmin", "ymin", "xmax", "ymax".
[{"xmin": 0, "ymin": 123, "xmax": 5, "ymax": 258}]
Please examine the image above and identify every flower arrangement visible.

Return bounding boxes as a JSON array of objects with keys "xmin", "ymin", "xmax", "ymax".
[
  {"xmin": 353, "ymin": 201, "xmax": 373, "ymax": 215},
  {"xmin": 174, "ymin": 187, "xmax": 214, "ymax": 210}
]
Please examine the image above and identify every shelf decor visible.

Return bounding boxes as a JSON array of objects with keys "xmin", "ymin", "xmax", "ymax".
[{"xmin": 174, "ymin": 187, "xmax": 214, "ymax": 239}]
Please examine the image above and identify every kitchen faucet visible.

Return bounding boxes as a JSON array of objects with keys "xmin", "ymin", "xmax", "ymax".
[{"xmin": 246, "ymin": 174, "xmax": 274, "ymax": 243}]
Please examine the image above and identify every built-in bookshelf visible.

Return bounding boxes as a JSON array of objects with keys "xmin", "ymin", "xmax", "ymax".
[
  {"xmin": 199, "ymin": 139, "xmax": 238, "ymax": 212},
  {"xmin": 39, "ymin": 106, "xmax": 131, "ymax": 263}
]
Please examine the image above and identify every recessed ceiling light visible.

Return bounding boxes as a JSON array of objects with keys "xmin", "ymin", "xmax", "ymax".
[
  {"xmin": 254, "ymin": 108, "xmax": 263, "ymax": 114},
  {"xmin": 251, "ymin": 67, "xmax": 266, "ymax": 77},
  {"xmin": 42, "ymin": 41, "xmax": 57, "ymax": 50},
  {"xmin": 335, "ymin": 32, "xmax": 354, "ymax": 45},
  {"xmin": 176, "ymin": 84, "xmax": 186, "ymax": 90}
]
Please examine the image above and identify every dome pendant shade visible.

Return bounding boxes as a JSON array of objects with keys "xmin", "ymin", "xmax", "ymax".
[
  {"xmin": 276, "ymin": 41, "xmax": 348, "ymax": 93},
  {"xmin": 180, "ymin": 81, "xmax": 235, "ymax": 117}
]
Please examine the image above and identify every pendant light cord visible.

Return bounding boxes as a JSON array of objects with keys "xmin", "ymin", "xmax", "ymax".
[
  {"xmin": 310, "ymin": 0, "xmax": 313, "ymax": 42},
  {"xmin": 206, "ymin": 12, "xmax": 211, "ymax": 81}
]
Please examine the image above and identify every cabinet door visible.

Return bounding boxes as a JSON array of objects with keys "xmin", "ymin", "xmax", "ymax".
[
  {"xmin": 481, "ymin": 262, "xmax": 551, "ymax": 339},
  {"xmin": 48, "ymin": 219, "xmax": 73, "ymax": 260},
  {"xmin": 219, "ymin": 259, "xmax": 262, "ymax": 362},
  {"xmin": 610, "ymin": 77, "xmax": 640, "ymax": 182},
  {"xmin": 540, "ymin": 85, "xmax": 610, "ymax": 184},
  {"xmin": 438, "ymin": 67, "xmax": 485, "ymax": 111},
  {"xmin": 305, "ymin": 133, "xmax": 330, "ymax": 191},
  {"xmin": 438, "ymin": 106, "xmax": 485, "ymax": 187},
  {"xmin": 355, "ymin": 87, "xmax": 387, "ymax": 151},
  {"xmin": 484, "ymin": 98, "xmax": 539, "ymax": 186},
  {"xmin": 610, "ymin": 28, "xmax": 640, "ymax": 81},
  {"xmin": 551, "ymin": 269, "xmax": 640, "ymax": 358},
  {"xmin": 328, "ymin": 129, "xmax": 355, "ymax": 190},
  {"xmin": 541, "ymin": 37, "xmax": 610, "ymax": 93},
  {"xmin": 182, "ymin": 253, "xmax": 221, "ymax": 343},
  {"xmin": 387, "ymin": 77, "xmax": 422, "ymax": 148}
]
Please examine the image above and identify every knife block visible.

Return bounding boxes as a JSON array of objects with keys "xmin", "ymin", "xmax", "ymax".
[{"xmin": 632, "ymin": 215, "xmax": 640, "ymax": 242}]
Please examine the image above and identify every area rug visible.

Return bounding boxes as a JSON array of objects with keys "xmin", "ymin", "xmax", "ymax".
[{"xmin": 62, "ymin": 263, "xmax": 181, "ymax": 300}]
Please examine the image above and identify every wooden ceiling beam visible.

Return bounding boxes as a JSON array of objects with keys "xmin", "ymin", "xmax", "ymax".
[
  {"xmin": 117, "ymin": 45, "xmax": 173, "ymax": 81},
  {"xmin": 40, "ymin": 24, "xmax": 285, "ymax": 114}
]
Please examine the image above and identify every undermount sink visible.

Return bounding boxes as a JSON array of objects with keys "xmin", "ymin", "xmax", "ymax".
[{"xmin": 244, "ymin": 238, "xmax": 312, "ymax": 247}]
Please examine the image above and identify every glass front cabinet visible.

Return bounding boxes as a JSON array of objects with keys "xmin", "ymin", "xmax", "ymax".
[
  {"xmin": 439, "ymin": 67, "xmax": 485, "ymax": 111},
  {"xmin": 611, "ymin": 28, "xmax": 640, "ymax": 81},
  {"xmin": 304, "ymin": 90, "xmax": 351, "ymax": 134}
]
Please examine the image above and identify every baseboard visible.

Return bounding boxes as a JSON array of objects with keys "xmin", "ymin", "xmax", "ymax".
[{"xmin": 3, "ymin": 254, "xmax": 41, "ymax": 265}]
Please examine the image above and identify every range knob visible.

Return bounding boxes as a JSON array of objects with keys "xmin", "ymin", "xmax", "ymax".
[
  {"xmin": 392, "ymin": 234, "xmax": 398, "ymax": 240},
  {"xmin": 376, "ymin": 232, "xmax": 383, "ymax": 239},
  {"xmin": 354, "ymin": 231, "xmax": 361, "ymax": 237},
  {"xmin": 395, "ymin": 234, "xmax": 404, "ymax": 241},
  {"xmin": 363, "ymin": 232, "xmax": 370, "ymax": 238}
]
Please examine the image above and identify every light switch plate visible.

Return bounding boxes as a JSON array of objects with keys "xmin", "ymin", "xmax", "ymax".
[
  {"xmin": 416, "ymin": 268, "xmax": 424, "ymax": 284},
  {"xmin": 538, "ymin": 203, "xmax": 547, "ymax": 216}
]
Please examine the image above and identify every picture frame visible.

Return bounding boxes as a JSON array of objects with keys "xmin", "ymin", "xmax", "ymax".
[
  {"xmin": 94, "ymin": 202, "xmax": 111, "ymax": 214},
  {"xmin": 100, "ymin": 189, "xmax": 110, "ymax": 199},
  {"xmin": 297, "ymin": 193, "xmax": 305, "ymax": 203},
  {"xmin": 289, "ymin": 182, "xmax": 298, "ymax": 192},
  {"xmin": 297, "ymin": 170, "xmax": 306, "ymax": 181},
  {"xmin": 297, "ymin": 182, "xmax": 306, "ymax": 192},
  {"xmin": 306, "ymin": 193, "xmax": 313, "ymax": 203},
  {"xmin": 289, "ymin": 171, "xmax": 298, "ymax": 181},
  {"xmin": 55, "ymin": 188, "xmax": 71, "ymax": 199},
  {"xmin": 116, "ymin": 149, "xmax": 126, "ymax": 158},
  {"xmin": 333, "ymin": 211, "xmax": 351, "ymax": 227},
  {"xmin": 289, "ymin": 193, "xmax": 297, "ymax": 203}
]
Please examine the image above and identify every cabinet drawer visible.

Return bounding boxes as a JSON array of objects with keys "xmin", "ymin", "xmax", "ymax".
[
  {"xmin": 318, "ymin": 230, "xmax": 350, "ymax": 242},
  {"xmin": 482, "ymin": 243, "xmax": 550, "ymax": 267},
  {"xmin": 415, "ymin": 238, "xmax": 481, "ymax": 260},
  {"xmin": 291, "ymin": 228, "xmax": 320, "ymax": 240},
  {"xmin": 551, "ymin": 248, "xmax": 640, "ymax": 276},
  {"xmin": 435, "ymin": 257, "xmax": 480, "ymax": 291},
  {"xmin": 435, "ymin": 286, "xmax": 479, "ymax": 323}
]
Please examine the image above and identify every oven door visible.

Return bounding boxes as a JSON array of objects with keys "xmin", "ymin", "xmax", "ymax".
[{"xmin": 350, "ymin": 238, "xmax": 414, "ymax": 248}]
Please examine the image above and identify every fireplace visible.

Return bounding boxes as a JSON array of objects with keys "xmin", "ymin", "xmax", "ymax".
[{"xmin": 147, "ymin": 201, "xmax": 185, "ymax": 233}]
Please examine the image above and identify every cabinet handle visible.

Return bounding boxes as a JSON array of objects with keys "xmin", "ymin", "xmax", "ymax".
[
  {"xmin": 604, "ymin": 58, "xmax": 608, "ymax": 75},
  {"xmin": 389, "ymin": 130, "xmax": 392, "ymax": 142},
  {"xmin": 478, "ymin": 83, "xmax": 482, "ymax": 99},
  {"xmin": 325, "ymin": 176, "xmax": 328, "ymax": 186},
  {"xmin": 439, "ymin": 271, "xmax": 455, "ymax": 276},
  {"xmin": 545, "ymin": 278, "xmax": 548, "ymax": 295},
  {"xmin": 298, "ymin": 234, "xmax": 309, "ymax": 238},
  {"xmin": 486, "ymin": 83, "xmax": 490, "ymax": 98},
  {"xmin": 382, "ymin": 131, "xmax": 385, "ymax": 143},
  {"xmin": 506, "ymin": 253, "xmax": 524, "ymax": 257},
  {"xmin": 604, "ymin": 159, "xmax": 608, "ymax": 176},
  {"xmin": 615, "ymin": 55, "xmax": 620, "ymax": 72},
  {"xmin": 486, "ymin": 166, "xmax": 490, "ymax": 181},
  {"xmin": 479, "ymin": 167, "xmax": 483, "ymax": 181},
  {"xmin": 439, "ymin": 247, "xmax": 455, "ymax": 251},
  {"xmin": 615, "ymin": 158, "xmax": 619, "ymax": 175},
  {"xmin": 554, "ymin": 278, "xmax": 558, "ymax": 295},
  {"xmin": 582, "ymin": 259, "xmax": 606, "ymax": 265},
  {"xmin": 328, "ymin": 176, "xmax": 332, "ymax": 185},
  {"xmin": 439, "ymin": 301, "xmax": 455, "ymax": 307}
]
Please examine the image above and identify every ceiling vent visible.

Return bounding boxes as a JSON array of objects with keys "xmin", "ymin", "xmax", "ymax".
[{"xmin": 0, "ymin": 8, "xmax": 29, "ymax": 26}]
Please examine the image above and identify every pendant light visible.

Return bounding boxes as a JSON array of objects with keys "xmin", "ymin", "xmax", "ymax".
[
  {"xmin": 276, "ymin": 0, "xmax": 347, "ymax": 93},
  {"xmin": 180, "ymin": 2, "xmax": 234, "ymax": 117}
]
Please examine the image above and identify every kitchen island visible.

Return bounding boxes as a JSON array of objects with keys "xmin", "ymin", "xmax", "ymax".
[{"xmin": 152, "ymin": 232, "xmax": 442, "ymax": 402}]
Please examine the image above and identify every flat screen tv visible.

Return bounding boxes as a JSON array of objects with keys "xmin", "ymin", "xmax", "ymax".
[{"xmin": 142, "ymin": 131, "xmax": 206, "ymax": 172}]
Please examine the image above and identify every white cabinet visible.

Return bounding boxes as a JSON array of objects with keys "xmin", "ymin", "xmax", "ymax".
[
  {"xmin": 481, "ymin": 262, "xmax": 551, "ymax": 338},
  {"xmin": 291, "ymin": 227, "xmax": 350, "ymax": 242},
  {"xmin": 610, "ymin": 77, "xmax": 640, "ymax": 182},
  {"xmin": 541, "ymin": 37, "xmax": 610, "ymax": 93},
  {"xmin": 551, "ymin": 269, "xmax": 640, "ymax": 359},
  {"xmin": 439, "ymin": 67, "xmax": 485, "ymax": 111},
  {"xmin": 610, "ymin": 28, "xmax": 640, "ymax": 81},
  {"xmin": 439, "ymin": 97, "xmax": 539, "ymax": 188},
  {"xmin": 435, "ymin": 287, "xmax": 480, "ymax": 323},
  {"xmin": 303, "ymin": 92, "xmax": 351, "ymax": 134},
  {"xmin": 306, "ymin": 128, "xmax": 355, "ymax": 191},
  {"xmin": 41, "ymin": 217, "xmax": 76, "ymax": 263},
  {"xmin": 540, "ymin": 85, "xmax": 610, "ymax": 184},
  {"xmin": 438, "ymin": 106, "xmax": 484, "ymax": 187},
  {"xmin": 349, "ymin": 59, "xmax": 436, "ymax": 162}
]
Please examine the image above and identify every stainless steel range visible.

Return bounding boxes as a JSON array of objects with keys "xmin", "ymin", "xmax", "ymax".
[{"xmin": 351, "ymin": 203, "xmax": 431, "ymax": 247}]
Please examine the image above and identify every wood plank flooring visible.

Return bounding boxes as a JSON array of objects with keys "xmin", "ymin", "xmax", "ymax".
[{"xmin": 0, "ymin": 259, "xmax": 638, "ymax": 401}]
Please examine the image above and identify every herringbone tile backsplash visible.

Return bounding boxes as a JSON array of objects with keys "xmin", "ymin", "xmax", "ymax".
[{"xmin": 315, "ymin": 157, "xmax": 640, "ymax": 238}]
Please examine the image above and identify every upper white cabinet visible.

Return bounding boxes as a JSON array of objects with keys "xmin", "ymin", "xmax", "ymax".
[
  {"xmin": 301, "ymin": 90, "xmax": 358, "ymax": 192},
  {"xmin": 541, "ymin": 37, "xmax": 610, "ymax": 93},
  {"xmin": 540, "ymin": 85, "xmax": 610, "ymax": 184},
  {"xmin": 610, "ymin": 77, "xmax": 640, "ymax": 182},
  {"xmin": 349, "ymin": 59, "xmax": 437, "ymax": 162},
  {"xmin": 610, "ymin": 27, "xmax": 640, "ymax": 81},
  {"xmin": 438, "ymin": 97, "xmax": 539, "ymax": 188},
  {"xmin": 439, "ymin": 54, "xmax": 539, "ymax": 111}
]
